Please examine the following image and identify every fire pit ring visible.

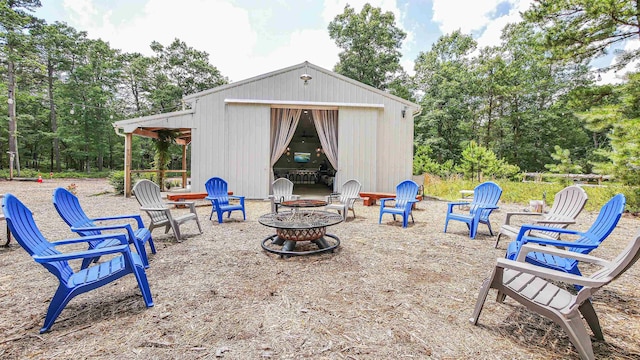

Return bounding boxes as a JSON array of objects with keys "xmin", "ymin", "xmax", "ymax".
[{"xmin": 258, "ymin": 210, "xmax": 343, "ymax": 257}]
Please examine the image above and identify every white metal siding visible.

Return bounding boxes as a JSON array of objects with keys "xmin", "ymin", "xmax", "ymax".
[
  {"xmin": 224, "ymin": 104, "xmax": 271, "ymax": 199},
  {"xmin": 336, "ymin": 108, "xmax": 377, "ymax": 193},
  {"xmin": 190, "ymin": 63, "xmax": 415, "ymax": 197}
]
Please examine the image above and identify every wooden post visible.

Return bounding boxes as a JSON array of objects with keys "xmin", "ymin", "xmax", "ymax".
[
  {"xmin": 124, "ymin": 133, "xmax": 132, "ymax": 197},
  {"xmin": 181, "ymin": 144, "xmax": 188, "ymax": 189}
]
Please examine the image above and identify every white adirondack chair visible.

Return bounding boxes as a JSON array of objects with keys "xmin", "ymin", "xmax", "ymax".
[
  {"xmin": 471, "ymin": 229, "xmax": 640, "ymax": 360},
  {"xmin": 325, "ymin": 179, "xmax": 362, "ymax": 220},
  {"xmin": 132, "ymin": 179, "xmax": 202, "ymax": 241},
  {"xmin": 495, "ymin": 185, "xmax": 588, "ymax": 248},
  {"xmin": 269, "ymin": 178, "xmax": 299, "ymax": 213}
]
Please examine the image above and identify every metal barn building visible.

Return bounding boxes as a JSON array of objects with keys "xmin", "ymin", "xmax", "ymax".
[{"xmin": 113, "ymin": 61, "xmax": 420, "ymax": 198}]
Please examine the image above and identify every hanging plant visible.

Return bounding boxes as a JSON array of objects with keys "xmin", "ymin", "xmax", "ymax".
[{"xmin": 152, "ymin": 130, "xmax": 180, "ymax": 190}]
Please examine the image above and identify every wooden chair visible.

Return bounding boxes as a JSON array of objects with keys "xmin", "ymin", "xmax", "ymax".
[
  {"xmin": 505, "ymin": 193, "xmax": 625, "ymax": 277},
  {"xmin": 269, "ymin": 178, "xmax": 299, "ymax": 213},
  {"xmin": 444, "ymin": 181, "xmax": 502, "ymax": 239},
  {"xmin": 132, "ymin": 179, "xmax": 202, "ymax": 241},
  {"xmin": 53, "ymin": 187, "xmax": 155, "ymax": 268},
  {"xmin": 325, "ymin": 179, "xmax": 362, "ymax": 220},
  {"xmin": 495, "ymin": 185, "xmax": 588, "ymax": 248},
  {"xmin": 204, "ymin": 177, "xmax": 246, "ymax": 223},
  {"xmin": 3, "ymin": 194, "xmax": 153, "ymax": 333},
  {"xmin": 471, "ymin": 228, "xmax": 640, "ymax": 360},
  {"xmin": 378, "ymin": 180, "xmax": 420, "ymax": 228}
]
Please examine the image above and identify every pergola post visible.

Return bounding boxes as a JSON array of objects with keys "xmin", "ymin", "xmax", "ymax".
[
  {"xmin": 124, "ymin": 133, "xmax": 132, "ymax": 197},
  {"xmin": 182, "ymin": 144, "xmax": 188, "ymax": 188}
]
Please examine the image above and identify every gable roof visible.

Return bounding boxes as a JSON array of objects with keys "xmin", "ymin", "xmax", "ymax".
[{"xmin": 183, "ymin": 61, "xmax": 419, "ymax": 110}]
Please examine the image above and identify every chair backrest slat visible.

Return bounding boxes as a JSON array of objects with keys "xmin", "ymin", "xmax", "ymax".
[
  {"xmin": 133, "ymin": 180, "xmax": 168, "ymax": 223},
  {"xmin": 3, "ymin": 194, "xmax": 74, "ymax": 281},
  {"xmin": 53, "ymin": 188, "xmax": 101, "ymax": 237},
  {"xmin": 205, "ymin": 177, "xmax": 230, "ymax": 205},
  {"xmin": 394, "ymin": 180, "xmax": 419, "ymax": 208}
]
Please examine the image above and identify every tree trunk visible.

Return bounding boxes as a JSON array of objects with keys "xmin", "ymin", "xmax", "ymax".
[
  {"xmin": 48, "ymin": 59, "xmax": 61, "ymax": 172},
  {"xmin": 7, "ymin": 55, "xmax": 20, "ymax": 177}
]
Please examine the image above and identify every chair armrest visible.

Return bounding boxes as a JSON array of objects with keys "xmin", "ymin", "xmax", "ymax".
[
  {"xmin": 520, "ymin": 236, "xmax": 597, "ymax": 250},
  {"xmin": 229, "ymin": 195, "xmax": 244, "ymax": 201},
  {"xmin": 475, "ymin": 204, "xmax": 498, "ymax": 210},
  {"xmin": 140, "ymin": 206, "xmax": 170, "ymax": 211},
  {"xmin": 495, "ymin": 258, "xmax": 605, "ymax": 288},
  {"xmin": 34, "ymin": 244, "xmax": 130, "ymax": 263},
  {"xmin": 166, "ymin": 201, "xmax": 195, "ymax": 206},
  {"xmin": 516, "ymin": 243, "xmax": 610, "ymax": 266},
  {"xmin": 534, "ymin": 218, "xmax": 576, "ymax": 225},
  {"xmin": 516, "ymin": 224, "xmax": 584, "ymax": 238},
  {"xmin": 71, "ymin": 223, "xmax": 137, "ymax": 240},
  {"xmin": 91, "ymin": 214, "xmax": 144, "ymax": 229},
  {"xmin": 51, "ymin": 233, "xmax": 129, "ymax": 246},
  {"xmin": 503, "ymin": 211, "xmax": 542, "ymax": 225},
  {"xmin": 447, "ymin": 201, "xmax": 470, "ymax": 206}
]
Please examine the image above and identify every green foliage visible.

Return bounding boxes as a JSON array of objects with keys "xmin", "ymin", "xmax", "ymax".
[
  {"xmin": 108, "ymin": 171, "xmax": 126, "ymax": 194},
  {"xmin": 413, "ymin": 31, "xmax": 477, "ymax": 164},
  {"xmin": 424, "ymin": 178, "xmax": 640, "ymax": 213},
  {"xmin": 457, "ymin": 141, "xmax": 521, "ymax": 181},
  {"xmin": 152, "ymin": 130, "xmax": 179, "ymax": 190},
  {"xmin": 545, "ymin": 145, "xmax": 582, "ymax": 174},
  {"xmin": 523, "ymin": 0, "xmax": 640, "ymax": 69},
  {"xmin": 328, "ymin": 3, "xmax": 406, "ymax": 90}
]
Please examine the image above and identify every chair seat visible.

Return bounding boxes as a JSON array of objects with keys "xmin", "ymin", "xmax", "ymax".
[
  {"xmin": 503, "ymin": 268, "xmax": 575, "ymax": 311},
  {"xmin": 69, "ymin": 252, "xmax": 145, "ymax": 287},
  {"xmin": 506, "ymin": 239, "xmax": 579, "ymax": 274}
]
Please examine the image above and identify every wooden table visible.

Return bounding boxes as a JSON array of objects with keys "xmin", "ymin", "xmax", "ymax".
[
  {"xmin": 359, "ymin": 192, "xmax": 422, "ymax": 208},
  {"xmin": 166, "ymin": 192, "xmax": 233, "ymax": 202}
]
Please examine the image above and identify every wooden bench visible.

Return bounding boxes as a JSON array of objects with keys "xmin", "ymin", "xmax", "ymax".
[
  {"xmin": 166, "ymin": 192, "xmax": 233, "ymax": 202},
  {"xmin": 359, "ymin": 192, "xmax": 423, "ymax": 209},
  {"xmin": 166, "ymin": 192, "xmax": 233, "ymax": 208}
]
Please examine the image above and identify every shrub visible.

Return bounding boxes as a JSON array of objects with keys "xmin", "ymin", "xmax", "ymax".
[{"xmin": 108, "ymin": 171, "xmax": 125, "ymax": 194}]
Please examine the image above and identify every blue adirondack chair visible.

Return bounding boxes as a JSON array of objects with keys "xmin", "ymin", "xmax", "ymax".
[
  {"xmin": 506, "ymin": 193, "xmax": 626, "ymax": 277},
  {"xmin": 444, "ymin": 181, "xmax": 503, "ymax": 239},
  {"xmin": 205, "ymin": 177, "xmax": 246, "ymax": 223},
  {"xmin": 52, "ymin": 187, "xmax": 155, "ymax": 268},
  {"xmin": 2, "ymin": 194, "xmax": 153, "ymax": 333},
  {"xmin": 378, "ymin": 180, "xmax": 420, "ymax": 228}
]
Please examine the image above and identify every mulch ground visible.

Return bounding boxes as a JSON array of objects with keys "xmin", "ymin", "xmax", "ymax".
[{"xmin": 0, "ymin": 178, "xmax": 639, "ymax": 359}]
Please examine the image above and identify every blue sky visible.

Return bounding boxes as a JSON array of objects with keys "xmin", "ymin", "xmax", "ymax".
[{"xmin": 34, "ymin": 0, "xmax": 630, "ymax": 83}]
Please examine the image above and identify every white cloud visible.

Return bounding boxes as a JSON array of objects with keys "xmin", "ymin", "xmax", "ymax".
[
  {"xmin": 57, "ymin": 0, "xmax": 415, "ymax": 81},
  {"xmin": 432, "ymin": 0, "xmax": 533, "ymax": 48},
  {"xmin": 597, "ymin": 38, "xmax": 640, "ymax": 85}
]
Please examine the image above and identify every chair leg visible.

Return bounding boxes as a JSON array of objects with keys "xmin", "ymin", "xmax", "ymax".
[
  {"xmin": 147, "ymin": 234, "xmax": 156, "ymax": 254},
  {"xmin": 560, "ymin": 312, "xmax": 596, "ymax": 360},
  {"xmin": 195, "ymin": 216, "xmax": 203, "ymax": 234},
  {"xmin": 127, "ymin": 252, "xmax": 154, "ymax": 308},
  {"xmin": 443, "ymin": 217, "xmax": 449, "ymax": 233},
  {"xmin": 470, "ymin": 269, "xmax": 497, "ymax": 325},
  {"xmin": 579, "ymin": 300, "xmax": 604, "ymax": 340},
  {"xmin": 41, "ymin": 286, "xmax": 74, "ymax": 333},
  {"xmin": 495, "ymin": 233, "xmax": 502, "ymax": 248},
  {"xmin": 216, "ymin": 210, "xmax": 223, "ymax": 224}
]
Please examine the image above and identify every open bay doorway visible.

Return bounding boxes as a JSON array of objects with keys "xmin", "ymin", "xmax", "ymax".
[{"xmin": 270, "ymin": 108, "xmax": 338, "ymax": 199}]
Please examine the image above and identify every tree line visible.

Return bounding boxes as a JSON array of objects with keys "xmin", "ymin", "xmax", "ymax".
[{"xmin": 2, "ymin": 1, "xmax": 639, "ymax": 185}]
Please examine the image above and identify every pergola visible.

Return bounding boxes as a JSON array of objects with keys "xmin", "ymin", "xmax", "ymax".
[{"xmin": 112, "ymin": 109, "xmax": 194, "ymax": 197}]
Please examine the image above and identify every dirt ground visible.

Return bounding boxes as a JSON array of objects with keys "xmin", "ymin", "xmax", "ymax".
[{"xmin": 0, "ymin": 178, "xmax": 639, "ymax": 359}]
